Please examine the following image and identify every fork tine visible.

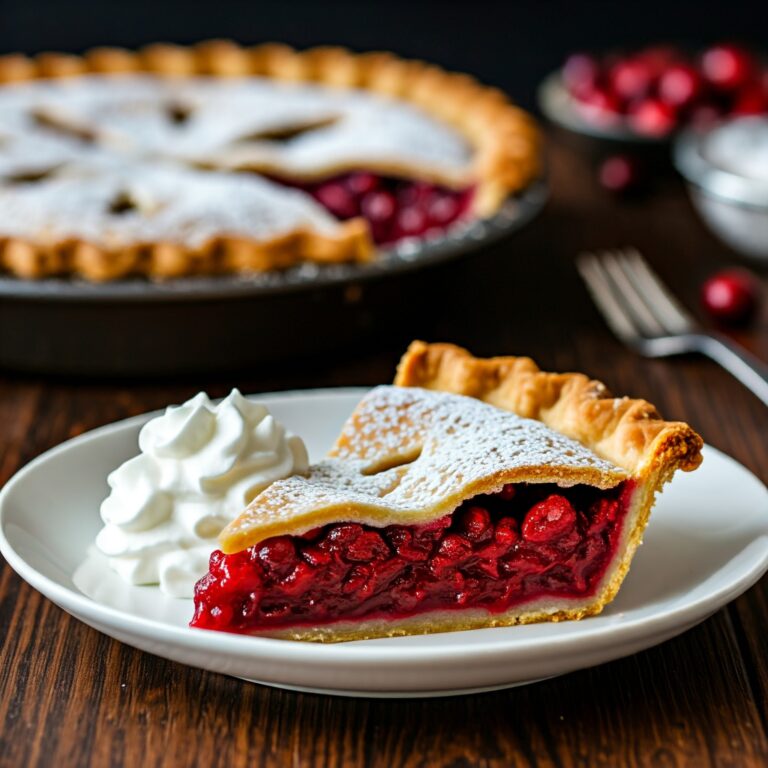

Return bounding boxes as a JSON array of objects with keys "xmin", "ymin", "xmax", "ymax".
[
  {"xmin": 576, "ymin": 253, "xmax": 639, "ymax": 344},
  {"xmin": 620, "ymin": 248, "xmax": 696, "ymax": 334},
  {"xmin": 597, "ymin": 250, "xmax": 667, "ymax": 336}
]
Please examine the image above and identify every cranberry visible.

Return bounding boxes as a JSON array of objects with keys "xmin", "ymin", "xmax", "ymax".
[
  {"xmin": 610, "ymin": 58, "xmax": 654, "ymax": 103},
  {"xmin": 208, "ymin": 549, "xmax": 226, "ymax": 573},
  {"xmin": 590, "ymin": 497, "xmax": 620, "ymax": 534},
  {"xmin": 459, "ymin": 506, "xmax": 492, "ymax": 541},
  {"xmin": 599, "ymin": 154, "xmax": 643, "ymax": 194},
  {"xmin": 497, "ymin": 484, "xmax": 517, "ymax": 501},
  {"xmin": 314, "ymin": 182, "xmax": 357, "ymax": 219},
  {"xmin": 436, "ymin": 533, "xmax": 473, "ymax": 563},
  {"xmin": 360, "ymin": 190, "xmax": 396, "ymax": 241},
  {"xmin": 346, "ymin": 531, "xmax": 390, "ymax": 562},
  {"xmin": 658, "ymin": 64, "xmax": 703, "ymax": 109},
  {"xmin": 387, "ymin": 526, "xmax": 432, "ymax": 561},
  {"xmin": 637, "ymin": 45, "xmax": 683, "ymax": 76},
  {"xmin": 575, "ymin": 87, "xmax": 623, "ymax": 124},
  {"xmin": 342, "ymin": 565, "xmax": 373, "ymax": 595},
  {"xmin": 345, "ymin": 172, "xmax": 379, "ymax": 196},
  {"xmin": 562, "ymin": 52, "xmax": 601, "ymax": 98},
  {"xmin": 494, "ymin": 517, "xmax": 519, "ymax": 547},
  {"xmin": 628, "ymin": 98, "xmax": 677, "ymax": 137},
  {"xmin": 220, "ymin": 553, "xmax": 262, "ymax": 592},
  {"xmin": 701, "ymin": 44, "xmax": 755, "ymax": 90},
  {"xmin": 300, "ymin": 544, "xmax": 331, "ymax": 567},
  {"xmin": 701, "ymin": 269, "xmax": 761, "ymax": 326},
  {"xmin": 324, "ymin": 523, "xmax": 363, "ymax": 549},
  {"xmin": 280, "ymin": 561, "xmax": 314, "ymax": 594},
  {"xmin": 732, "ymin": 84, "xmax": 767, "ymax": 115},
  {"xmin": 396, "ymin": 206, "xmax": 429, "ymax": 238},
  {"xmin": 398, "ymin": 181, "xmax": 433, "ymax": 208},
  {"xmin": 427, "ymin": 193, "xmax": 461, "ymax": 227},
  {"xmin": 361, "ymin": 190, "xmax": 396, "ymax": 222},
  {"xmin": 522, "ymin": 495, "xmax": 577, "ymax": 543},
  {"xmin": 257, "ymin": 537, "xmax": 296, "ymax": 572}
]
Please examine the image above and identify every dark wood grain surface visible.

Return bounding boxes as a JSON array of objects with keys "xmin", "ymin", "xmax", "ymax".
[{"xmin": 1, "ymin": 134, "xmax": 767, "ymax": 767}]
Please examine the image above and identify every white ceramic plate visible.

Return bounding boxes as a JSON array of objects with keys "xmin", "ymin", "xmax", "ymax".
[{"xmin": 1, "ymin": 388, "xmax": 767, "ymax": 698}]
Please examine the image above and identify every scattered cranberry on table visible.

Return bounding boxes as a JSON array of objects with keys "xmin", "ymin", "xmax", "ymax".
[
  {"xmin": 701, "ymin": 268, "xmax": 762, "ymax": 326},
  {"xmin": 598, "ymin": 154, "xmax": 644, "ymax": 194},
  {"xmin": 562, "ymin": 42, "xmax": 768, "ymax": 137}
]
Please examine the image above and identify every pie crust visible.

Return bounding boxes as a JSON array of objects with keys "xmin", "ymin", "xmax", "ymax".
[
  {"xmin": 0, "ymin": 41, "xmax": 540, "ymax": 280},
  {"xmin": 197, "ymin": 342, "xmax": 702, "ymax": 642}
]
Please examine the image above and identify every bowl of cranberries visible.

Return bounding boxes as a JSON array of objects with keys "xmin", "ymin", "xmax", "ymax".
[{"xmin": 539, "ymin": 43, "xmax": 768, "ymax": 144}]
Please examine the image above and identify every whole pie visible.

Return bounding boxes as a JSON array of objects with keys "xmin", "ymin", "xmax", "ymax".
[
  {"xmin": 190, "ymin": 341, "xmax": 703, "ymax": 642},
  {"xmin": 0, "ymin": 41, "xmax": 540, "ymax": 280}
]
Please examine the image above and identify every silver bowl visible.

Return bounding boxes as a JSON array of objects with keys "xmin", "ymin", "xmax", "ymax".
[{"xmin": 674, "ymin": 118, "xmax": 768, "ymax": 261}]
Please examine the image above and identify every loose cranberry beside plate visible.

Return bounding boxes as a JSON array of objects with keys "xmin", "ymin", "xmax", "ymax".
[{"xmin": 701, "ymin": 269, "xmax": 762, "ymax": 326}]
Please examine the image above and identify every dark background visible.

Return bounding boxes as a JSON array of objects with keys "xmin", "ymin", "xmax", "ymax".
[{"xmin": 3, "ymin": 0, "xmax": 767, "ymax": 110}]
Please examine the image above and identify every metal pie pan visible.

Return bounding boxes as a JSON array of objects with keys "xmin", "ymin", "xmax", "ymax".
[
  {"xmin": 0, "ymin": 180, "xmax": 547, "ymax": 375},
  {"xmin": 0, "ymin": 181, "xmax": 547, "ymax": 303}
]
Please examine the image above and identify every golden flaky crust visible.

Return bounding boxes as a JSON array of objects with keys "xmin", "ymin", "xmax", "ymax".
[
  {"xmin": 0, "ymin": 40, "xmax": 540, "ymax": 281},
  {"xmin": 394, "ymin": 341, "xmax": 703, "ymax": 477},
  {"xmin": 0, "ymin": 223, "xmax": 371, "ymax": 282},
  {"xmin": 214, "ymin": 343, "xmax": 702, "ymax": 643}
]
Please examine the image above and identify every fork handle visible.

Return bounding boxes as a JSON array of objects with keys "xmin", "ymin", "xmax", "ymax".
[{"xmin": 694, "ymin": 333, "xmax": 768, "ymax": 407}]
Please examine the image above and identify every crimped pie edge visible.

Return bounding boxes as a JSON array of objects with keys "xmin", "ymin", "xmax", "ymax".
[{"xmin": 394, "ymin": 341, "xmax": 704, "ymax": 478}]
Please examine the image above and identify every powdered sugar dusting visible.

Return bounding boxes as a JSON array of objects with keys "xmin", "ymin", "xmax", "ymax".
[
  {"xmin": 0, "ymin": 75, "xmax": 471, "ymax": 177},
  {"xmin": 0, "ymin": 162, "xmax": 338, "ymax": 247},
  {"xmin": 0, "ymin": 74, "xmax": 472, "ymax": 247},
  {"xmin": 223, "ymin": 387, "xmax": 627, "ymax": 545}
]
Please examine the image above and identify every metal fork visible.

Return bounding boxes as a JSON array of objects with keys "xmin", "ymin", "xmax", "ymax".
[{"xmin": 576, "ymin": 248, "xmax": 768, "ymax": 406}]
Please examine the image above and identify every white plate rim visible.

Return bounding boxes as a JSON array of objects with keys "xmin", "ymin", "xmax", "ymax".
[{"xmin": 1, "ymin": 386, "xmax": 767, "ymax": 671}]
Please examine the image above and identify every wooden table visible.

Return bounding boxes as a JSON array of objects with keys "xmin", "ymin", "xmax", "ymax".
[{"xmin": 2, "ymin": 134, "xmax": 767, "ymax": 767}]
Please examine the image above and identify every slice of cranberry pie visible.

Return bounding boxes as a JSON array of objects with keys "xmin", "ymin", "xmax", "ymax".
[{"xmin": 191, "ymin": 342, "xmax": 702, "ymax": 642}]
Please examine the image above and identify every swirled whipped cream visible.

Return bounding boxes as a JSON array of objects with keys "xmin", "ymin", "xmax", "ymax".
[{"xmin": 95, "ymin": 389, "xmax": 308, "ymax": 598}]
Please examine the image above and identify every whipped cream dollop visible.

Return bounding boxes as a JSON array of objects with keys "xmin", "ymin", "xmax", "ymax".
[{"xmin": 95, "ymin": 389, "xmax": 308, "ymax": 598}]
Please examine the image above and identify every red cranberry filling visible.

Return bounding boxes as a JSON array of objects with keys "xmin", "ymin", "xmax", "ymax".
[
  {"xmin": 191, "ymin": 481, "xmax": 636, "ymax": 635},
  {"xmin": 273, "ymin": 171, "xmax": 473, "ymax": 245}
]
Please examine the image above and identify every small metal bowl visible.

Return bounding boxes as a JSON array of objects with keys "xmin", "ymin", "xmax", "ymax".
[{"xmin": 674, "ymin": 117, "xmax": 768, "ymax": 261}]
